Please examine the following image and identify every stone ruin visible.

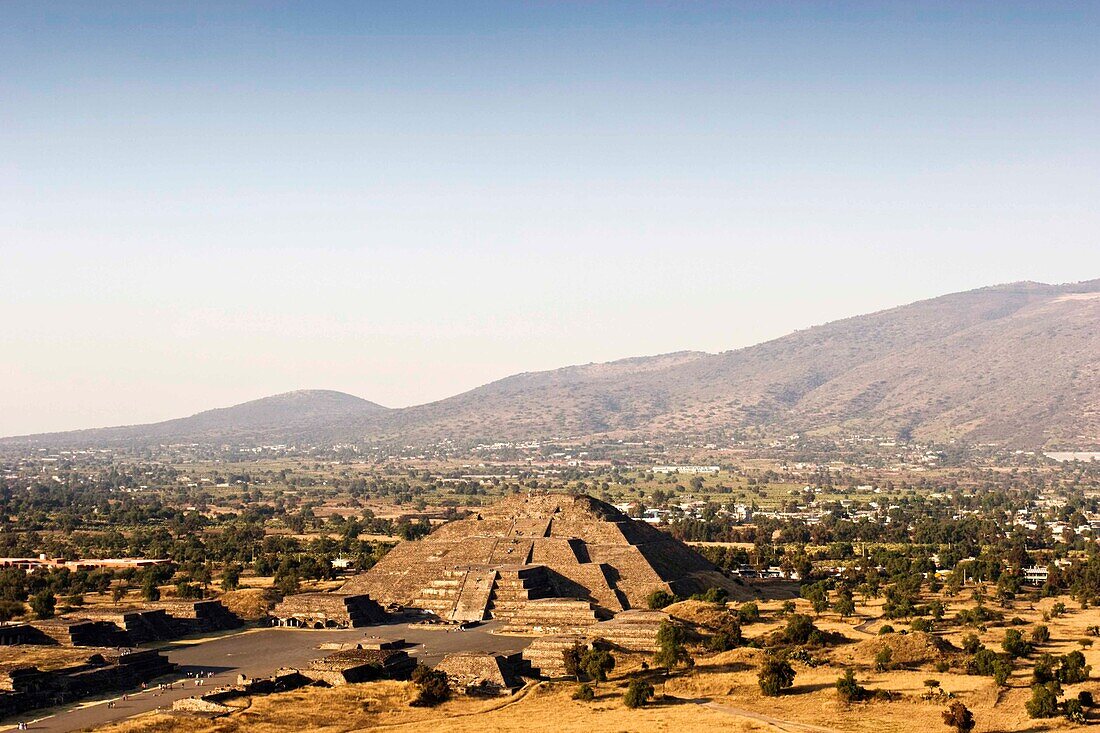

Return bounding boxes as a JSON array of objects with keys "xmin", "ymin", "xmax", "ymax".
[
  {"xmin": 23, "ymin": 600, "xmax": 242, "ymax": 648},
  {"xmin": 434, "ymin": 652, "xmax": 524, "ymax": 695},
  {"xmin": 0, "ymin": 649, "xmax": 174, "ymax": 719},
  {"xmin": 271, "ymin": 592, "xmax": 387, "ymax": 629},
  {"xmin": 303, "ymin": 647, "xmax": 416, "ymax": 685},
  {"xmin": 520, "ymin": 609, "xmax": 671, "ymax": 679},
  {"xmin": 173, "ymin": 647, "xmax": 416, "ymax": 716},
  {"xmin": 341, "ymin": 493, "xmax": 745, "ymax": 630}
]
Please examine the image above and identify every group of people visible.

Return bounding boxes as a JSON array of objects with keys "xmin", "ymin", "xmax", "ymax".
[{"xmin": 11, "ymin": 668, "xmax": 220, "ymax": 729}]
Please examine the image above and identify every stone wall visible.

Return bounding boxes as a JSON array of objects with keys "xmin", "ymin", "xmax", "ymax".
[
  {"xmin": 0, "ymin": 649, "xmax": 174, "ymax": 720},
  {"xmin": 272, "ymin": 593, "xmax": 386, "ymax": 628}
]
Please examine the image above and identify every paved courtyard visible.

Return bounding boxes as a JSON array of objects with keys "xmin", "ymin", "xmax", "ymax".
[{"xmin": 6, "ymin": 620, "xmax": 532, "ymax": 733}]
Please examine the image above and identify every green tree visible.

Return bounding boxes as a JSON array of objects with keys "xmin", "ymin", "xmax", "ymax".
[
  {"xmin": 646, "ymin": 589, "xmax": 675, "ymax": 610},
  {"xmin": 623, "ymin": 679, "xmax": 654, "ymax": 709},
  {"xmin": 1025, "ymin": 683, "xmax": 1060, "ymax": 719},
  {"xmin": 409, "ymin": 664, "xmax": 451, "ymax": 707},
  {"xmin": 654, "ymin": 621, "xmax": 693, "ymax": 670},
  {"xmin": 836, "ymin": 669, "xmax": 868, "ymax": 703},
  {"xmin": 758, "ymin": 655, "xmax": 795, "ymax": 697},
  {"xmin": 580, "ymin": 648, "xmax": 615, "ymax": 683},
  {"xmin": 141, "ymin": 574, "xmax": 160, "ymax": 602},
  {"xmin": 30, "ymin": 591, "xmax": 55, "ymax": 620}
]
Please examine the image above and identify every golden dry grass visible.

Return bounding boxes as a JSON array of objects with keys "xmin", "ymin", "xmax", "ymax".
[{"xmin": 90, "ymin": 593, "xmax": 1099, "ymax": 733}]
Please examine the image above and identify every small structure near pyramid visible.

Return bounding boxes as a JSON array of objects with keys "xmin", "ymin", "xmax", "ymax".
[{"xmin": 341, "ymin": 493, "xmax": 746, "ymax": 629}]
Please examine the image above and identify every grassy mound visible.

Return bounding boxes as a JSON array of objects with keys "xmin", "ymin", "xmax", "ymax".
[
  {"xmin": 840, "ymin": 631, "xmax": 956, "ymax": 667},
  {"xmin": 219, "ymin": 587, "xmax": 279, "ymax": 620}
]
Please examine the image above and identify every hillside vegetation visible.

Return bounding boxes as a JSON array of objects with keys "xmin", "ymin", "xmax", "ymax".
[{"xmin": 5, "ymin": 280, "xmax": 1098, "ymax": 449}]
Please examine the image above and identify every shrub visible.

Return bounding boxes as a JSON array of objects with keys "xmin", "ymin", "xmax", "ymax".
[
  {"xmin": 30, "ymin": 591, "xmax": 55, "ymax": 620},
  {"xmin": 878, "ymin": 624, "xmax": 895, "ymax": 635},
  {"xmin": 738, "ymin": 601, "xmax": 760, "ymax": 624},
  {"xmin": 1030, "ymin": 625, "xmax": 1050, "ymax": 644},
  {"xmin": 781, "ymin": 614, "xmax": 818, "ymax": 645},
  {"xmin": 646, "ymin": 589, "xmax": 675, "ymax": 610},
  {"xmin": 966, "ymin": 648, "xmax": 999, "ymax": 676},
  {"xmin": 654, "ymin": 621, "xmax": 693, "ymax": 670},
  {"xmin": 911, "ymin": 617, "xmax": 933, "ymax": 633},
  {"xmin": 758, "ymin": 655, "xmax": 795, "ymax": 697},
  {"xmin": 1078, "ymin": 690, "xmax": 1094, "ymax": 708},
  {"xmin": 935, "ymin": 660, "xmax": 951, "ymax": 673},
  {"xmin": 1063, "ymin": 698, "xmax": 1085, "ymax": 723},
  {"xmin": 941, "ymin": 701, "xmax": 975, "ymax": 733},
  {"xmin": 1025, "ymin": 683, "xmax": 1060, "ymax": 719},
  {"xmin": 836, "ymin": 669, "xmax": 869, "ymax": 703},
  {"xmin": 563, "ymin": 642, "xmax": 585, "ymax": 679},
  {"xmin": 1057, "ymin": 650, "xmax": 1091, "ymax": 684},
  {"xmin": 410, "ymin": 665, "xmax": 451, "ymax": 707},
  {"xmin": 874, "ymin": 647, "xmax": 893, "ymax": 672},
  {"xmin": 961, "ymin": 633, "xmax": 982, "ymax": 655},
  {"xmin": 623, "ymin": 679, "xmax": 654, "ymax": 708},
  {"xmin": 694, "ymin": 586, "xmax": 729, "ymax": 604},
  {"xmin": 572, "ymin": 683, "xmax": 594, "ymax": 701},
  {"xmin": 580, "ymin": 648, "xmax": 615, "ymax": 683},
  {"xmin": 1002, "ymin": 629, "xmax": 1032, "ymax": 659},
  {"xmin": 992, "ymin": 659, "xmax": 1013, "ymax": 687}
]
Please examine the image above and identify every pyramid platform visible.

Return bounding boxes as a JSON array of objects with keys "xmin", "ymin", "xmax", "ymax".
[{"xmin": 341, "ymin": 493, "xmax": 748, "ymax": 626}]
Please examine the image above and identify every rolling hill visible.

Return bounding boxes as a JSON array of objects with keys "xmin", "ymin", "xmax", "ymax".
[{"xmin": 4, "ymin": 280, "xmax": 1098, "ymax": 449}]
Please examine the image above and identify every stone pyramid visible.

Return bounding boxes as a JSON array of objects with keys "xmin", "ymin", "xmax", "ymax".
[{"xmin": 341, "ymin": 492, "xmax": 747, "ymax": 624}]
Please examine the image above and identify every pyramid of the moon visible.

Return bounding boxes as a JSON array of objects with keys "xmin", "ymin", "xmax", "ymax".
[{"xmin": 341, "ymin": 493, "xmax": 747, "ymax": 623}]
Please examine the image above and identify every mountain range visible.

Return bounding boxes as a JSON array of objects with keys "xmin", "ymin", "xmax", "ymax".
[{"xmin": 5, "ymin": 279, "xmax": 1098, "ymax": 450}]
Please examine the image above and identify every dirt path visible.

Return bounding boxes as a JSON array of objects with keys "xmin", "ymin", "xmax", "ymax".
[{"xmin": 700, "ymin": 700, "xmax": 841, "ymax": 733}]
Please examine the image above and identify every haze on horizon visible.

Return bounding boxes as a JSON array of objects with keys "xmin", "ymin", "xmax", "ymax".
[{"xmin": 3, "ymin": 2, "xmax": 1099, "ymax": 436}]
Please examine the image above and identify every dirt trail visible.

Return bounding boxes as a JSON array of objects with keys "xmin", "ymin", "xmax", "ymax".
[{"xmin": 701, "ymin": 700, "xmax": 841, "ymax": 733}]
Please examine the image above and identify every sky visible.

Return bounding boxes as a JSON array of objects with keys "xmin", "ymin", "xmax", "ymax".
[{"xmin": 2, "ymin": 1, "xmax": 1099, "ymax": 436}]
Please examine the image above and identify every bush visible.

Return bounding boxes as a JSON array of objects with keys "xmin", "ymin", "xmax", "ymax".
[
  {"xmin": 1057, "ymin": 650, "xmax": 1091, "ymax": 684},
  {"xmin": 966, "ymin": 648, "xmax": 1000, "ymax": 676},
  {"xmin": 874, "ymin": 647, "xmax": 893, "ymax": 672},
  {"xmin": 836, "ymin": 669, "xmax": 869, "ymax": 703},
  {"xmin": 941, "ymin": 701, "xmax": 975, "ymax": 733},
  {"xmin": 1002, "ymin": 629, "xmax": 1032, "ymax": 659},
  {"xmin": 738, "ymin": 601, "xmax": 760, "ymax": 624},
  {"xmin": 758, "ymin": 655, "xmax": 795, "ymax": 697},
  {"xmin": 580, "ymin": 648, "xmax": 616, "ymax": 683},
  {"xmin": 646, "ymin": 589, "xmax": 675, "ymax": 610},
  {"xmin": 1030, "ymin": 625, "xmax": 1050, "ymax": 644},
  {"xmin": 1025, "ymin": 683, "xmax": 1060, "ymax": 719},
  {"xmin": 1063, "ymin": 698, "xmax": 1085, "ymax": 723},
  {"xmin": 961, "ymin": 633, "xmax": 982, "ymax": 654},
  {"xmin": 410, "ymin": 664, "xmax": 451, "ymax": 707},
  {"xmin": 911, "ymin": 618, "xmax": 933, "ymax": 633},
  {"xmin": 30, "ymin": 591, "xmax": 55, "ymax": 620},
  {"xmin": 623, "ymin": 679, "xmax": 654, "ymax": 708},
  {"xmin": 781, "ymin": 614, "xmax": 818, "ymax": 645},
  {"xmin": 563, "ymin": 642, "xmax": 585, "ymax": 679},
  {"xmin": 1078, "ymin": 690, "xmax": 1094, "ymax": 708},
  {"xmin": 572, "ymin": 683, "xmax": 594, "ymax": 701},
  {"xmin": 694, "ymin": 586, "xmax": 729, "ymax": 604},
  {"xmin": 878, "ymin": 624, "xmax": 895, "ymax": 635},
  {"xmin": 654, "ymin": 621, "xmax": 693, "ymax": 670}
]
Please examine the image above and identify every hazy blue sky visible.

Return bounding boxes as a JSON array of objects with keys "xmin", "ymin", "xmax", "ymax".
[{"xmin": 2, "ymin": 2, "xmax": 1098, "ymax": 435}]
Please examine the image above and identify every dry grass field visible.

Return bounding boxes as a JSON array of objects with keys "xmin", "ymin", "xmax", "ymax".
[{"xmin": 89, "ymin": 592, "xmax": 1099, "ymax": 733}]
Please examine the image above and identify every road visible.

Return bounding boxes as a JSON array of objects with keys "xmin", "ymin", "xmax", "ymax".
[{"xmin": 4, "ymin": 620, "xmax": 532, "ymax": 733}]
